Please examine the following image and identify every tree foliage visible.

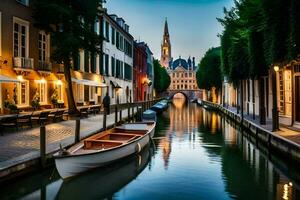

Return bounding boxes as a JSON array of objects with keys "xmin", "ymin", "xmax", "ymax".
[
  {"xmin": 218, "ymin": 0, "xmax": 298, "ymax": 84},
  {"xmin": 153, "ymin": 59, "xmax": 171, "ymax": 93},
  {"xmin": 196, "ymin": 47, "xmax": 222, "ymax": 90},
  {"xmin": 32, "ymin": 0, "xmax": 103, "ymax": 115}
]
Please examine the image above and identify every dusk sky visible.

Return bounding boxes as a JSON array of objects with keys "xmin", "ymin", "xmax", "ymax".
[{"xmin": 106, "ymin": 0, "xmax": 234, "ymax": 64}]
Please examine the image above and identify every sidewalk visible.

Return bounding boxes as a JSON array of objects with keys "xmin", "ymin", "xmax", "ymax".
[
  {"xmin": 225, "ymin": 105, "xmax": 300, "ymax": 145},
  {"xmin": 0, "ymin": 108, "xmax": 135, "ymax": 171}
]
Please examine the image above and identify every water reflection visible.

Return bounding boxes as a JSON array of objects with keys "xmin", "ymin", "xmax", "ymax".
[
  {"xmin": 1, "ymin": 100, "xmax": 300, "ymax": 200},
  {"xmin": 56, "ymin": 146, "xmax": 152, "ymax": 199}
]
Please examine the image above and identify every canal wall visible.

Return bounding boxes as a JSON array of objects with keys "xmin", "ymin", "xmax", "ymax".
[
  {"xmin": 202, "ymin": 100, "xmax": 300, "ymax": 164},
  {"xmin": 0, "ymin": 99, "xmax": 162, "ymax": 184}
]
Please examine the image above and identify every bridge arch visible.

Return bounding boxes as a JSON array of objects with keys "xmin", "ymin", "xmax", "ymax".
[{"xmin": 168, "ymin": 91, "xmax": 189, "ymax": 100}]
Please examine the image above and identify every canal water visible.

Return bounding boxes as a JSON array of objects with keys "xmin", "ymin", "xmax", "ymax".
[{"xmin": 1, "ymin": 98, "xmax": 300, "ymax": 200}]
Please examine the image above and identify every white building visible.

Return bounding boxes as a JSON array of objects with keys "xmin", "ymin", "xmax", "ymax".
[{"xmin": 101, "ymin": 13, "xmax": 134, "ymax": 104}]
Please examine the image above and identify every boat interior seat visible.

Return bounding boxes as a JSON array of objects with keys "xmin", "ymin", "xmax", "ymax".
[{"xmin": 84, "ymin": 139, "xmax": 124, "ymax": 150}]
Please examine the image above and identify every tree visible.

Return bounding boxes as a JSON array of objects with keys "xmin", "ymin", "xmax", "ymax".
[
  {"xmin": 153, "ymin": 59, "xmax": 171, "ymax": 93},
  {"xmin": 288, "ymin": 0, "xmax": 300, "ymax": 60},
  {"xmin": 32, "ymin": 0, "xmax": 103, "ymax": 115},
  {"xmin": 196, "ymin": 47, "xmax": 222, "ymax": 91}
]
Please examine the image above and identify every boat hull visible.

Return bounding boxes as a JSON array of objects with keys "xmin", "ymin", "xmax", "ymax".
[{"xmin": 55, "ymin": 125, "xmax": 155, "ymax": 179}]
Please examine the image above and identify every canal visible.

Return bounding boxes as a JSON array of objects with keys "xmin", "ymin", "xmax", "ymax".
[{"xmin": 1, "ymin": 98, "xmax": 300, "ymax": 200}]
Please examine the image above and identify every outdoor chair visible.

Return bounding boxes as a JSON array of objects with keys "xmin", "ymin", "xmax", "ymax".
[
  {"xmin": 63, "ymin": 110, "xmax": 69, "ymax": 120},
  {"xmin": 16, "ymin": 114, "xmax": 33, "ymax": 129},
  {"xmin": 49, "ymin": 110, "xmax": 65, "ymax": 123},
  {"xmin": 80, "ymin": 107, "xmax": 89, "ymax": 118},
  {"xmin": 31, "ymin": 111, "xmax": 51, "ymax": 125},
  {"xmin": 0, "ymin": 115, "xmax": 18, "ymax": 134}
]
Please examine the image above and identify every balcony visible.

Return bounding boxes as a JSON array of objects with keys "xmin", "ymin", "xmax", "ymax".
[
  {"xmin": 37, "ymin": 61, "xmax": 52, "ymax": 72},
  {"xmin": 13, "ymin": 57, "xmax": 34, "ymax": 70}
]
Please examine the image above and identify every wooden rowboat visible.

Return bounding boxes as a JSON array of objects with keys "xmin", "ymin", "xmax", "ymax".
[{"xmin": 54, "ymin": 121, "xmax": 156, "ymax": 179}]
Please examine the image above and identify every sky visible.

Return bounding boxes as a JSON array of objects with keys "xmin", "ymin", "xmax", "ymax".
[{"xmin": 105, "ymin": 0, "xmax": 234, "ymax": 63}]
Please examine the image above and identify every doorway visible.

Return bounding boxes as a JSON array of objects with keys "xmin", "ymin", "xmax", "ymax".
[{"xmin": 295, "ymin": 76, "xmax": 300, "ymax": 122}]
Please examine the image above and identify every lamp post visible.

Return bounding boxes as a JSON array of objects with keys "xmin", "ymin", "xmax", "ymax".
[{"xmin": 272, "ymin": 65, "xmax": 279, "ymax": 131}]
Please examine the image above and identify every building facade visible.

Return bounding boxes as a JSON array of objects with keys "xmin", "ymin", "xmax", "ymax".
[
  {"xmin": 0, "ymin": 0, "xmax": 67, "ymax": 113},
  {"xmin": 222, "ymin": 61, "xmax": 300, "ymax": 129},
  {"xmin": 169, "ymin": 57, "xmax": 198, "ymax": 91},
  {"xmin": 133, "ymin": 42, "xmax": 147, "ymax": 102},
  {"xmin": 0, "ymin": 0, "xmax": 135, "ymax": 114},
  {"xmin": 101, "ymin": 13, "xmax": 134, "ymax": 104}
]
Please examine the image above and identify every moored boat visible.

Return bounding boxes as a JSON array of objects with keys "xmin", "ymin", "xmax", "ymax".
[
  {"xmin": 196, "ymin": 99, "xmax": 203, "ymax": 106},
  {"xmin": 54, "ymin": 121, "xmax": 156, "ymax": 179},
  {"xmin": 142, "ymin": 109, "xmax": 157, "ymax": 122}
]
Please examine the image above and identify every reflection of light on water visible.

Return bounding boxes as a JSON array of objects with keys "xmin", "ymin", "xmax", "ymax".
[
  {"xmin": 211, "ymin": 113, "xmax": 217, "ymax": 134},
  {"xmin": 282, "ymin": 182, "xmax": 293, "ymax": 200},
  {"xmin": 160, "ymin": 137, "xmax": 171, "ymax": 169},
  {"xmin": 173, "ymin": 98, "xmax": 185, "ymax": 109}
]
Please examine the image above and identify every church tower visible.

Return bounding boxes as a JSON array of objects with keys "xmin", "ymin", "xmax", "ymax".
[{"xmin": 160, "ymin": 18, "xmax": 171, "ymax": 69}]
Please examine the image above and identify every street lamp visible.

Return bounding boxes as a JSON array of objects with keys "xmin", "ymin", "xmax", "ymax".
[{"xmin": 272, "ymin": 65, "xmax": 279, "ymax": 131}]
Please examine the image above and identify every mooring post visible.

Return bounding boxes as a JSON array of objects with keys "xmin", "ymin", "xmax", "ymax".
[
  {"xmin": 115, "ymin": 102, "xmax": 118, "ymax": 126},
  {"xmin": 103, "ymin": 108, "xmax": 107, "ymax": 130},
  {"xmin": 75, "ymin": 117, "xmax": 80, "ymax": 143},
  {"xmin": 40, "ymin": 121, "xmax": 46, "ymax": 168},
  {"xmin": 119, "ymin": 105, "xmax": 122, "ymax": 124},
  {"xmin": 128, "ymin": 103, "xmax": 130, "ymax": 122}
]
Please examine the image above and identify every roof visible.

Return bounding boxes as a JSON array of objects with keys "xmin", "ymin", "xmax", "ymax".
[{"xmin": 172, "ymin": 58, "xmax": 189, "ymax": 70}]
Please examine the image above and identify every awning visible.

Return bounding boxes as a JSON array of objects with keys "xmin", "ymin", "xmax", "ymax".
[
  {"xmin": 72, "ymin": 78, "xmax": 107, "ymax": 87},
  {"xmin": 110, "ymin": 80, "xmax": 122, "ymax": 89},
  {"xmin": 0, "ymin": 75, "xmax": 20, "ymax": 83}
]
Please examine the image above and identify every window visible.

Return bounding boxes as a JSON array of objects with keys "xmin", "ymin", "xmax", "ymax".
[
  {"xmin": 77, "ymin": 84, "xmax": 84, "ymax": 102},
  {"xmin": 111, "ymin": 27, "xmax": 115, "ymax": 45},
  {"xmin": 56, "ymin": 84, "xmax": 63, "ymax": 101},
  {"xmin": 124, "ymin": 63, "xmax": 132, "ymax": 80},
  {"xmin": 16, "ymin": 80, "xmax": 29, "ymax": 106},
  {"xmin": 116, "ymin": 31, "xmax": 120, "ymax": 48},
  {"xmin": 13, "ymin": 17, "xmax": 29, "ymax": 58},
  {"xmin": 120, "ymin": 61, "xmax": 124, "ymax": 79},
  {"xmin": 116, "ymin": 60, "xmax": 120, "ymax": 78},
  {"xmin": 38, "ymin": 31, "xmax": 49, "ymax": 62},
  {"xmin": 16, "ymin": 0, "xmax": 29, "ymax": 6},
  {"xmin": 38, "ymin": 82, "xmax": 47, "ymax": 104},
  {"xmin": 105, "ymin": 21, "xmax": 109, "ymax": 41},
  {"xmin": 111, "ymin": 57, "xmax": 115, "ymax": 77},
  {"xmin": 95, "ymin": 20, "xmax": 100, "ymax": 35},
  {"xmin": 104, "ymin": 54, "xmax": 109, "ymax": 76},
  {"xmin": 120, "ymin": 35, "xmax": 124, "ymax": 51},
  {"xmin": 89, "ymin": 86, "xmax": 96, "ymax": 101}
]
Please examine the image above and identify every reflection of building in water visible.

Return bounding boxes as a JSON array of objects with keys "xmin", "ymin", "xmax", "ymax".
[
  {"xmin": 222, "ymin": 118, "xmax": 237, "ymax": 145},
  {"xmin": 200, "ymin": 109, "xmax": 222, "ymax": 134},
  {"xmin": 169, "ymin": 98, "xmax": 201, "ymax": 137},
  {"xmin": 160, "ymin": 135, "xmax": 172, "ymax": 169}
]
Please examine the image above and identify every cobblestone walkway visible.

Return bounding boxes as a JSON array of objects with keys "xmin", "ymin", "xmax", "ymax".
[
  {"xmin": 0, "ymin": 108, "xmax": 134, "ymax": 165},
  {"xmin": 225, "ymin": 105, "xmax": 300, "ymax": 145}
]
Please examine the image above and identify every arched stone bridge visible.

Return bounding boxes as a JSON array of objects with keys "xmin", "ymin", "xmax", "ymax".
[{"xmin": 167, "ymin": 90, "xmax": 203, "ymax": 100}]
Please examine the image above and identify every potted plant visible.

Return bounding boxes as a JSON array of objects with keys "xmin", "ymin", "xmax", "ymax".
[
  {"xmin": 4, "ymin": 100, "xmax": 19, "ymax": 114},
  {"xmin": 32, "ymin": 91, "xmax": 41, "ymax": 111},
  {"xmin": 51, "ymin": 89, "xmax": 58, "ymax": 108}
]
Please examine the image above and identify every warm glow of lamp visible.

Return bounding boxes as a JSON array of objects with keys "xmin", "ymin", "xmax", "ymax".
[
  {"xmin": 56, "ymin": 79, "xmax": 63, "ymax": 85},
  {"xmin": 17, "ymin": 75, "xmax": 24, "ymax": 82},
  {"xmin": 274, "ymin": 65, "xmax": 279, "ymax": 72},
  {"xmin": 40, "ymin": 77, "xmax": 46, "ymax": 83}
]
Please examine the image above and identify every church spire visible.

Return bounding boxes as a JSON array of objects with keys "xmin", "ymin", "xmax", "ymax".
[
  {"xmin": 164, "ymin": 18, "xmax": 169, "ymax": 36},
  {"xmin": 160, "ymin": 18, "xmax": 171, "ymax": 69}
]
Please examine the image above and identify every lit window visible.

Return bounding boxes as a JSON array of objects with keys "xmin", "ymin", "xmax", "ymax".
[
  {"xmin": 38, "ymin": 81, "xmax": 47, "ymax": 104},
  {"xmin": 16, "ymin": 80, "xmax": 29, "ymax": 106},
  {"xmin": 77, "ymin": 84, "xmax": 84, "ymax": 102},
  {"xmin": 89, "ymin": 86, "xmax": 96, "ymax": 101}
]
